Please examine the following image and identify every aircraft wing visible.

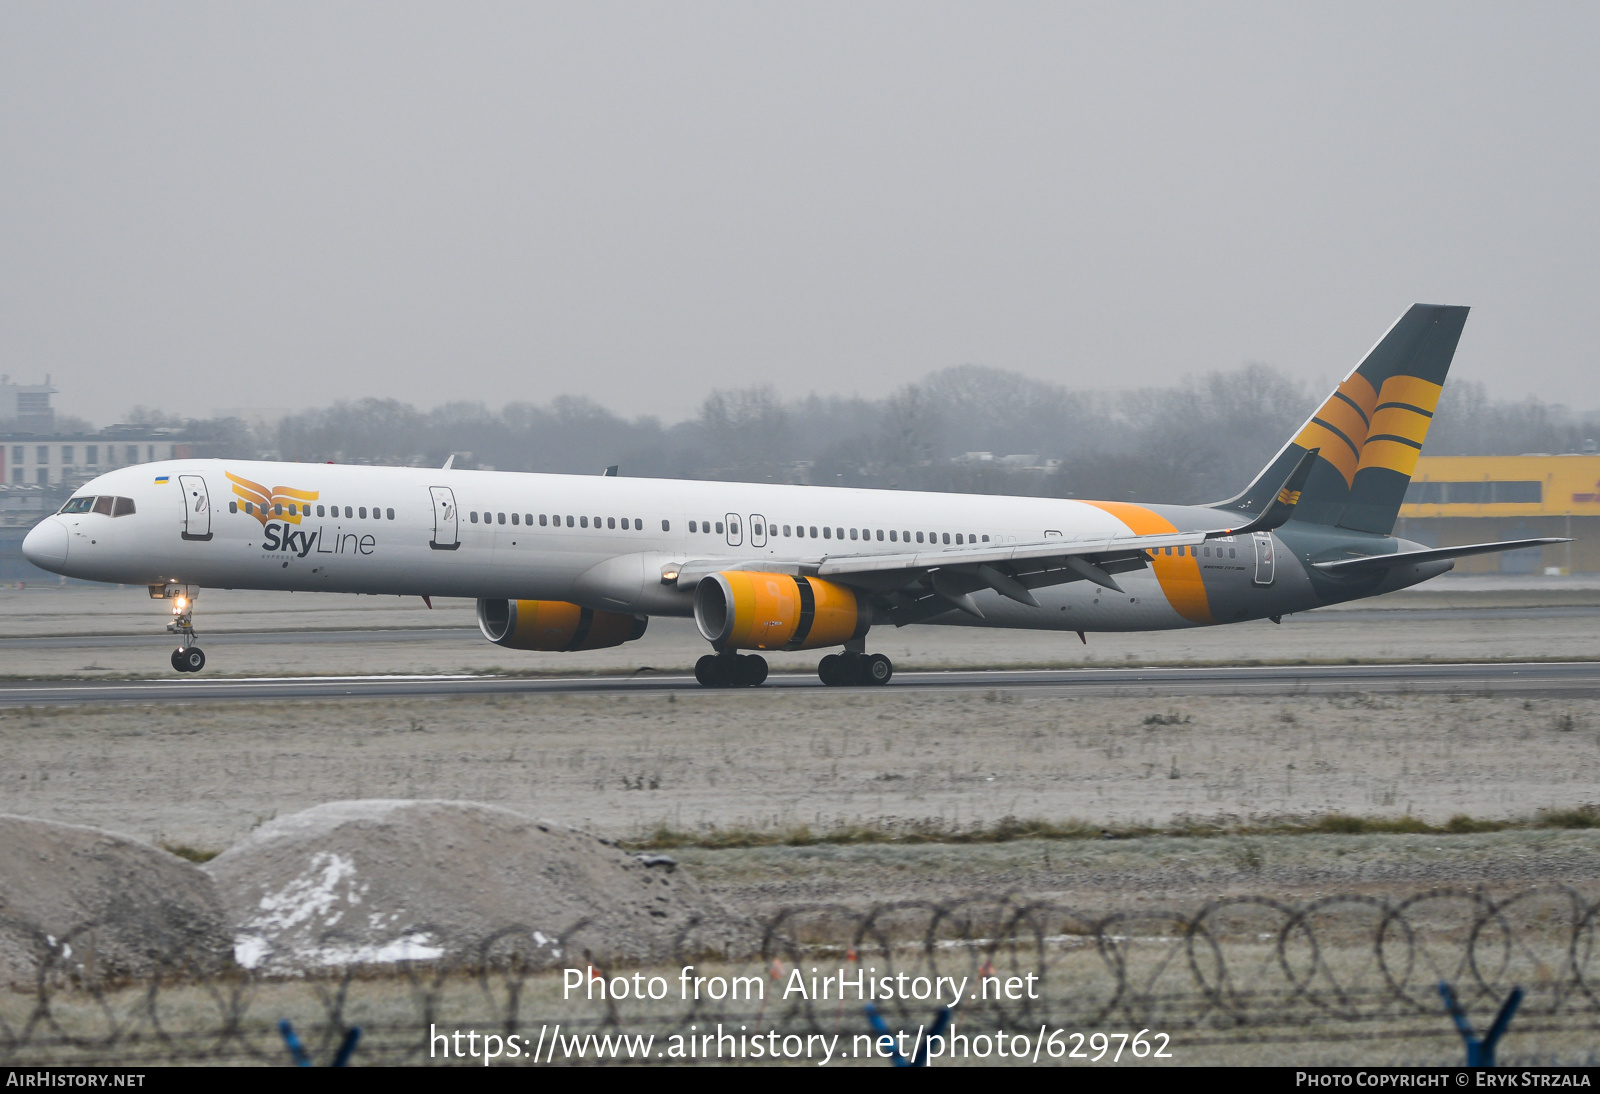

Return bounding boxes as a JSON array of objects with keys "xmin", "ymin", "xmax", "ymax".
[
  {"xmin": 674, "ymin": 527, "xmax": 1207, "ymax": 623},
  {"xmin": 673, "ymin": 448, "xmax": 1321, "ymax": 622}
]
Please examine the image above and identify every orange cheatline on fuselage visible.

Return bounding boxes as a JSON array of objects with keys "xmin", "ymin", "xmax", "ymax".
[{"xmin": 1079, "ymin": 501, "xmax": 1214, "ymax": 625}]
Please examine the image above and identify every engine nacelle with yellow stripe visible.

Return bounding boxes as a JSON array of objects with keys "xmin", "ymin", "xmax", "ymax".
[
  {"xmin": 476, "ymin": 599, "xmax": 647, "ymax": 652},
  {"xmin": 694, "ymin": 571, "xmax": 870, "ymax": 652}
]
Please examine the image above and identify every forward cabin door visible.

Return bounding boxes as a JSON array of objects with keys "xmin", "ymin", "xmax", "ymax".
[
  {"xmin": 725, "ymin": 513, "xmax": 743, "ymax": 547},
  {"xmin": 1252, "ymin": 532, "xmax": 1276, "ymax": 586},
  {"xmin": 178, "ymin": 474, "xmax": 213, "ymax": 541},
  {"xmin": 429, "ymin": 487, "xmax": 460, "ymax": 550}
]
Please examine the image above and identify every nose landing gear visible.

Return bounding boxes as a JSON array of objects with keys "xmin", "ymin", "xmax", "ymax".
[
  {"xmin": 153, "ymin": 583, "xmax": 206, "ymax": 673},
  {"xmin": 171, "ymin": 646, "xmax": 206, "ymax": 673},
  {"xmin": 818, "ymin": 651, "xmax": 893, "ymax": 687}
]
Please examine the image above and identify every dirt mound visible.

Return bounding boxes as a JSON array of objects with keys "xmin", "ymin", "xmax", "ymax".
[
  {"xmin": 0, "ymin": 814, "xmax": 231, "ymax": 985},
  {"xmin": 204, "ymin": 800, "xmax": 744, "ymax": 973}
]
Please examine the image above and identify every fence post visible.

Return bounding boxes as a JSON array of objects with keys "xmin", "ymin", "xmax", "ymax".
[
  {"xmin": 1439, "ymin": 980, "xmax": 1522, "ymax": 1067},
  {"xmin": 863, "ymin": 1004, "xmax": 952, "ymax": 1067}
]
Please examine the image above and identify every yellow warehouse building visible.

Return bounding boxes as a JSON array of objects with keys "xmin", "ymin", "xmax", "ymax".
[{"xmin": 1395, "ymin": 455, "xmax": 1600, "ymax": 573}]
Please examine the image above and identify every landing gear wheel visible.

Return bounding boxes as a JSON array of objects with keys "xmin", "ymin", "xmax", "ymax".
[
  {"xmin": 818, "ymin": 653, "xmax": 843, "ymax": 686},
  {"xmin": 171, "ymin": 648, "xmax": 188, "ymax": 673},
  {"xmin": 865, "ymin": 653, "xmax": 893, "ymax": 685},
  {"xmin": 738, "ymin": 654, "xmax": 768, "ymax": 687},
  {"xmin": 694, "ymin": 654, "xmax": 720, "ymax": 687},
  {"xmin": 173, "ymin": 647, "xmax": 205, "ymax": 673}
]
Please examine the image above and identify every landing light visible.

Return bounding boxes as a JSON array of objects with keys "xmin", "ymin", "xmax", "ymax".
[{"xmin": 660, "ymin": 569, "xmax": 680, "ymax": 585}]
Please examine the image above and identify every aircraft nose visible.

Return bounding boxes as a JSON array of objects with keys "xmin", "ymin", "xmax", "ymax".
[{"xmin": 22, "ymin": 517, "xmax": 69, "ymax": 570}]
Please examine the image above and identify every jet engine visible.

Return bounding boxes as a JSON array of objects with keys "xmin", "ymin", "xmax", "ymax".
[
  {"xmin": 476, "ymin": 599, "xmax": 647, "ymax": 651},
  {"xmin": 693, "ymin": 571, "xmax": 870, "ymax": 651}
]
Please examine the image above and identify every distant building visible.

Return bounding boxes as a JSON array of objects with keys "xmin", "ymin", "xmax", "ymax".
[
  {"xmin": 0, "ymin": 375, "xmax": 59, "ymax": 430},
  {"xmin": 1, "ymin": 431, "xmax": 195, "ymax": 487},
  {"xmin": 1397, "ymin": 455, "xmax": 1600, "ymax": 573}
]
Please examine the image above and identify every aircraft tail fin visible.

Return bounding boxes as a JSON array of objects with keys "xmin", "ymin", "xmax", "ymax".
[{"xmin": 1220, "ymin": 303, "xmax": 1469, "ymax": 535}]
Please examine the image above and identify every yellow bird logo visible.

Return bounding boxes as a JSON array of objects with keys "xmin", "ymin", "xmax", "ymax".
[
  {"xmin": 1276, "ymin": 488, "xmax": 1302, "ymax": 505},
  {"xmin": 226, "ymin": 471, "xmax": 320, "ymax": 527}
]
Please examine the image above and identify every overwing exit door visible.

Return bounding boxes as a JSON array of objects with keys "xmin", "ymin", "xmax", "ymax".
[
  {"xmin": 429, "ymin": 486, "xmax": 460, "ymax": 550},
  {"xmin": 1252, "ymin": 532, "xmax": 1276, "ymax": 586},
  {"xmin": 178, "ymin": 474, "xmax": 213, "ymax": 541}
]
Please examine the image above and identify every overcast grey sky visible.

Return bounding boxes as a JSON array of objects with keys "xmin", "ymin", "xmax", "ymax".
[{"xmin": 3, "ymin": 2, "xmax": 1596, "ymax": 426}]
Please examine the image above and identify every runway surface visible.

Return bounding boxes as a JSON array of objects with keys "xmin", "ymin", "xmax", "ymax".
[{"xmin": 3, "ymin": 658, "xmax": 1600, "ymax": 705}]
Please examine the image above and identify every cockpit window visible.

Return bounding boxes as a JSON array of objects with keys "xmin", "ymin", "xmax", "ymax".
[
  {"xmin": 60, "ymin": 497, "xmax": 95, "ymax": 514},
  {"xmin": 112, "ymin": 497, "xmax": 136, "ymax": 517},
  {"xmin": 93, "ymin": 496, "xmax": 114, "ymax": 516}
]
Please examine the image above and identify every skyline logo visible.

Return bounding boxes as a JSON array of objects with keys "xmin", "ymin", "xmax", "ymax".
[{"xmin": 227, "ymin": 471, "xmax": 320, "ymax": 528}]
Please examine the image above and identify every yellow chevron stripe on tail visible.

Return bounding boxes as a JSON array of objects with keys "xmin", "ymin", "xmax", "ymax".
[{"xmin": 1222, "ymin": 304, "xmax": 1468, "ymax": 536}]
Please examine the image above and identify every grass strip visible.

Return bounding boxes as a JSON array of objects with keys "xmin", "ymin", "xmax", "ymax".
[{"xmin": 625, "ymin": 806, "xmax": 1600, "ymax": 850}]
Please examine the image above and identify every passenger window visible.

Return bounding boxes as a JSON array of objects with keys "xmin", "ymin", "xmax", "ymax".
[
  {"xmin": 633, "ymin": 519, "xmax": 642, "ymax": 530},
  {"xmin": 470, "ymin": 511, "xmax": 478, "ymax": 523},
  {"xmin": 689, "ymin": 520, "xmax": 697, "ymax": 533},
  {"xmin": 112, "ymin": 497, "xmax": 136, "ymax": 517},
  {"xmin": 528, "ymin": 514, "xmax": 535, "ymax": 526},
  {"xmin": 716, "ymin": 521, "xmax": 724, "ymax": 534},
  {"xmin": 498, "ymin": 513, "xmax": 506, "ymax": 525},
  {"xmin": 580, "ymin": 516, "xmax": 589, "ymax": 528},
  {"xmin": 823, "ymin": 526, "xmax": 831, "ymax": 539},
  {"xmin": 955, "ymin": 534, "xmax": 962, "ymax": 544},
  {"xmin": 661, "ymin": 519, "xmax": 670, "ymax": 531},
  {"xmin": 93, "ymin": 496, "xmax": 114, "ymax": 516},
  {"xmin": 539, "ymin": 514, "xmax": 548, "ymax": 526},
  {"xmin": 343, "ymin": 506, "xmax": 352, "ymax": 518},
  {"xmin": 916, "ymin": 532, "xmax": 924, "ymax": 543},
  {"xmin": 889, "ymin": 530, "xmax": 897, "ymax": 542},
  {"xmin": 876, "ymin": 529, "xmax": 884, "ymax": 541},
  {"xmin": 836, "ymin": 528, "xmax": 843, "ymax": 539},
  {"xmin": 566, "ymin": 515, "xmax": 574, "ymax": 527},
  {"xmin": 1229, "ymin": 547, "xmax": 1236, "ymax": 558},
  {"xmin": 982, "ymin": 535, "xmax": 989, "ymax": 542},
  {"xmin": 228, "ymin": 501, "xmax": 238, "ymax": 514},
  {"xmin": 1178, "ymin": 545, "xmax": 1186, "ymax": 556},
  {"xmin": 943, "ymin": 533, "xmax": 950, "ymax": 544},
  {"xmin": 849, "ymin": 528, "xmax": 857, "ymax": 540},
  {"xmin": 783, "ymin": 525, "xmax": 791, "ymax": 536},
  {"xmin": 511, "ymin": 513, "xmax": 519, "ymax": 525},
  {"xmin": 607, "ymin": 517, "xmax": 615, "ymax": 529}
]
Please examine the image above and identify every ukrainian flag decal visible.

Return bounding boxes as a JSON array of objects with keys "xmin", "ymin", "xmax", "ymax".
[{"xmin": 154, "ymin": 475, "xmax": 169, "ymax": 484}]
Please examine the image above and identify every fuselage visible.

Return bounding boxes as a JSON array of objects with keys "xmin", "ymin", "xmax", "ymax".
[{"xmin": 21, "ymin": 458, "xmax": 1447, "ymax": 636}]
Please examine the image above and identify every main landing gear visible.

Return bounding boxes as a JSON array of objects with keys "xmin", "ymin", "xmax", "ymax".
[
  {"xmin": 695, "ymin": 653, "xmax": 768, "ymax": 688},
  {"xmin": 156, "ymin": 584, "xmax": 207, "ymax": 673},
  {"xmin": 818, "ymin": 651, "xmax": 893, "ymax": 687}
]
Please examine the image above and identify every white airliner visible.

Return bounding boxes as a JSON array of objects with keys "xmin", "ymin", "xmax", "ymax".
[{"xmin": 22, "ymin": 305, "xmax": 1558, "ymax": 686}]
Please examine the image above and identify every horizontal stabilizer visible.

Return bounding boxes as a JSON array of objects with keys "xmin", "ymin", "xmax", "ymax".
[{"xmin": 1312, "ymin": 538, "xmax": 1567, "ymax": 575}]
